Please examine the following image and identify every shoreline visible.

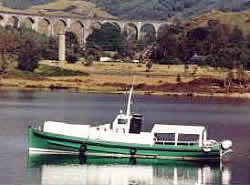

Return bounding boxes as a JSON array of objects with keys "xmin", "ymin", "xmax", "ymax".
[
  {"xmin": 1, "ymin": 84, "xmax": 250, "ymax": 101},
  {"xmin": 1, "ymin": 61, "xmax": 250, "ymax": 100}
]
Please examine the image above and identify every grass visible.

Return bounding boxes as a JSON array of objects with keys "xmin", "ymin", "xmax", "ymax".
[
  {"xmin": 40, "ymin": 60, "xmax": 230, "ymax": 81},
  {"xmin": 1, "ymin": 61, "xmax": 249, "ymax": 98},
  {"xmin": 6, "ymin": 69, "xmax": 38, "ymax": 78},
  {"xmin": 35, "ymin": 64, "xmax": 89, "ymax": 77}
]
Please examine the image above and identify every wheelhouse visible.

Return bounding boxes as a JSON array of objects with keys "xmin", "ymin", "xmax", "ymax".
[
  {"xmin": 129, "ymin": 114, "xmax": 143, "ymax": 134},
  {"xmin": 111, "ymin": 111, "xmax": 143, "ymax": 134}
]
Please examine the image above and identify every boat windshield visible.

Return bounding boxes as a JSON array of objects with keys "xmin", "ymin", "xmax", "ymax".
[{"xmin": 118, "ymin": 119, "xmax": 127, "ymax": 124}]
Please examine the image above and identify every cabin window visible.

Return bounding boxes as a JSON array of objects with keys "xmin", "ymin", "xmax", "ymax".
[
  {"xmin": 154, "ymin": 133, "xmax": 175, "ymax": 145},
  {"xmin": 178, "ymin": 134, "xmax": 199, "ymax": 145},
  {"xmin": 129, "ymin": 118, "xmax": 142, "ymax": 134},
  {"xmin": 155, "ymin": 133, "xmax": 175, "ymax": 141},
  {"xmin": 118, "ymin": 119, "xmax": 127, "ymax": 124}
]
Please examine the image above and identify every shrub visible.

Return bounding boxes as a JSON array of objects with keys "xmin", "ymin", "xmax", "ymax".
[
  {"xmin": 83, "ymin": 60, "xmax": 93, "ymax": 66},
  {"xmin": 66, "ymin": 54, "xmax": 78, "ymax": 63},
  {"xmin": 17, "ymin": 39, "xmax": 40, "ymax": 72},
  {"xmin": 176, "ymin": 74, "xmax": 182, "ymax": 83}
]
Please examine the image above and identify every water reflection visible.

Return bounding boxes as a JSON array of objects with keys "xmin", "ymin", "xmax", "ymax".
[
  {"xmin": 0, "ymin": 89, "xmax": 37, "ymax": 101},
  {"xmin": 27, "ymin": 154, "xmax": 231, "ymax": 185}
]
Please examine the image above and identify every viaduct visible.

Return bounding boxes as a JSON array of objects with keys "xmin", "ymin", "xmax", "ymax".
[{"xmin": 0, "ymin": 11, "xmax": 172, "ymax": 45}]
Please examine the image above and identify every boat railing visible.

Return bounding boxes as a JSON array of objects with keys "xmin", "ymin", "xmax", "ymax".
[{"xmin": 155, "ymin": 140, "xmax": 199, "ymax": 146}]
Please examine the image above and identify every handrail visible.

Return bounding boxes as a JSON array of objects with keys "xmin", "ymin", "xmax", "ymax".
[{"xmin": 155, "ymin": 140, "xmax": 199, "ymax": 145}]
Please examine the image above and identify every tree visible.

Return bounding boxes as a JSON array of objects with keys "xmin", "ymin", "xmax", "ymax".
[
  {"xmin": 176, "ymin": 74, "xmax": 181, "ymax": 83},
  {"xmin": 236, "ymin": 64, "xmax": 248, "ymax": 87},
  {"xmin": 14, "ymin": 27, "xmax": 56, "ymax": 71},
  {"xmin": 156, "ymin": 29, "xmax": 179, "ymax": 61},
  {"xmin": 16, "ymin": 26, "xmax": 58, "ymax": 64},
  {"xmin": 17, "ymin": 38, "xmax": 41, "ymax": 72},
  {"xmin": 138, "ymin": 25, "xmax": 156, "ymax": 51},
  {"xmin": 125, "ymin": 39, "xmax": 138, "ymax": 59},
  {"xmin": 86, "ymin": 23, "xmax": 127, "ymax": 55},
  {"xmin": 246, "ymin": 33, "xmax": 250, "ymax": 48},
  {"xmin": 226, "ymin": 70, "xmax": 234, "ymax": 93},
  {"xmin": 187, "ymin": 27, "xmax": 209, "ymax": 41},
  {"xmin": 230, "ymin": 25, "xmax": 244, "ymax": 47},
  {"xmin": 145, "ymin": 60, "xmax": 153, "ymax": 72},
  {"xmin": 184, "ymin": 63, "xmax": 189, "ymax": 74},
  {"xmin": 0, "ymin": 26, "xmax": 59, "ymax": 72},
  {"xmin": 66, "ymin": 31, "xmax": 80, "ymax": 63},
  {"xmin": 42, "ymin": 37, "xmax": 58, "ymax": 60},
  {"xmin": 83, "ymin": 48, "xmax": 100, "ymax": 62},
  {"xmin": 0, "ymin": 28, "xmax": 18, "ymax": 72}
]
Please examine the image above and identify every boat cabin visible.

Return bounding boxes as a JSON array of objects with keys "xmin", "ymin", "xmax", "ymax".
[
  {"xmin": 151, "ymin": 124, "xmax": 207, "ymax": 147},
  {"xmin": 111, "ymin": 110, "xmax": 143, "ymax": 134}
]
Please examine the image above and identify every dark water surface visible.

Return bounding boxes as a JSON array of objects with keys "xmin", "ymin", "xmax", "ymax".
[{"xmin": 0, "ymin": 89, "xmax": 250, "ymax": 184}]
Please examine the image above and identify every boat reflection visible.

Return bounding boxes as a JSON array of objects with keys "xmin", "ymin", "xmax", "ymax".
[{"xmin": 27, "ymin": 154, "xmax": 231, "ymax": 185}]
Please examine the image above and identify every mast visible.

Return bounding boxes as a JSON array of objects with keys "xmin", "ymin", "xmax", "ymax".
[{"xmin": 126, "ymin": 78, "xmax": 135, "ymax": 116}]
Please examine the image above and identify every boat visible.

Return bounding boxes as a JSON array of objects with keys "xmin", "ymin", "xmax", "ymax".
[{"xmin": 28, "ymin": 85, "xmax": 233, "ymax": 161}]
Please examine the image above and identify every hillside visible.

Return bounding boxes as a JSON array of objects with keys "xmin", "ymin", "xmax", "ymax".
[
  {"xmin": 0, "ymin": 0, "xmax": 115, "ymax": 19},
  {"xmin": 185, "ymin": 9, "xmax": 250, "ymax": 35},
  {"xmin": 91, "ymin": 0, "xmax": 250, "ymax": 20},
  {"xmin": 0, "ymin": 0, "xmax": 250, "ymax": 20}
]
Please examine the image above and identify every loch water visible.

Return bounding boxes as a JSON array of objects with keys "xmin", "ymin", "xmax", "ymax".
[{"xmin": 0, "ymin": 89, "xmax": 250, "ymax": 184}]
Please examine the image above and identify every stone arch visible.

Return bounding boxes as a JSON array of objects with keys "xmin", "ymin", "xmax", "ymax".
[
  {"xmin": 7, "ymin": 16, "xmax": 19, "ymax": 28},
  {"xmin": 54, "ymin": 19, "xmax": 67, "ymax": 36},
  {"xmin": 157, "ymin": 24, "xmax": 170, "ymax": 40},
  {"xmin": 89, "ymin": 21, "xmax": 102, "ymax": 32},
  {"xmin": 85, "ymin": 21, "xmax": 102, "ymax": 42},
  {"xmin": 102, "ymin": 21, "xmax": 121, "ymax": 32},
  {"xmin": 38, "ymin": 18, "xmax": 50, "ymax": 35},
  {"xmin": 86, "ymin": 21, "xmax": 123, "ymax": 51},
  {"xmin": 22, "ymin": 17, "xmax": 35, "ymax": 29},
  {"xmin": 140, "ymin": 23, "xmax": 156, "ymax": 42},
  {"xmin": 71, "ymin": 20, "xmax": 84, "ymax": 45},
  {"xmin": 124, "ymin": 23, "xmax": 138, "ymax": 40},
  {"xmin": 110, "ymin": 22, "xmax": 121, "ymax": 32}
]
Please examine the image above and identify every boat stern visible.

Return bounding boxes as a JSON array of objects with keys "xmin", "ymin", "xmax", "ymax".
[{"xmin": 220, "ymin": 140, "xmax": 233, "ymax": 160}]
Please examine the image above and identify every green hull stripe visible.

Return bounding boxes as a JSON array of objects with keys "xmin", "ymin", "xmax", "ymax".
[{"xmin": 48, "ymin": 140, "xmax": 80, "ymax": 149}]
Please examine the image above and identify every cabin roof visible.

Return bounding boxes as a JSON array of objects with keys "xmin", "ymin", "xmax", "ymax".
[{"xmin": 151, "ymin": 124, "xmax": 206, "ymax": 135}]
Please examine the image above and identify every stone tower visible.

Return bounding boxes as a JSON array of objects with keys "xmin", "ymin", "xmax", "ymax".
[{"xmin": 58, "ymin": 31, "xmax": 66, "ymax": 61}]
